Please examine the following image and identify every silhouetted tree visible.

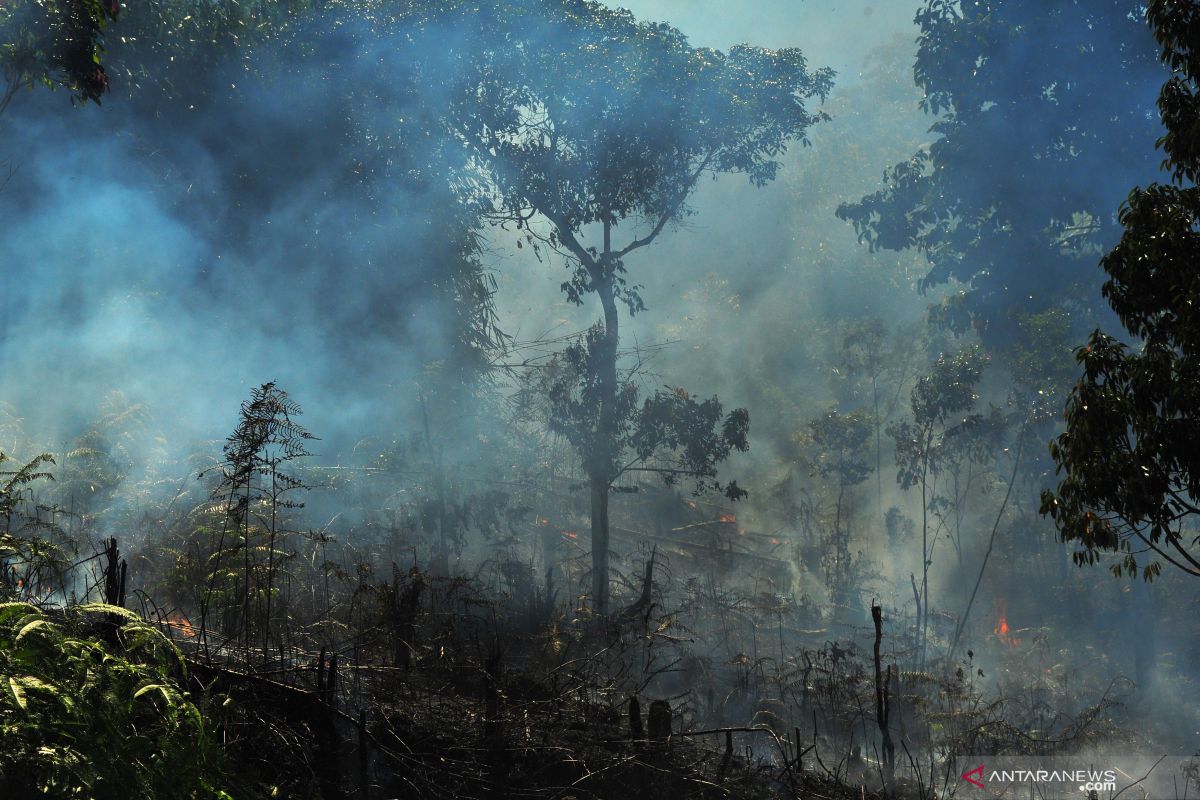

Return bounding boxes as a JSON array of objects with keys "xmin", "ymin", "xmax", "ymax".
[
  {"xmin": 1042, "ymin": 0, "xmax": 1200, "ymax": 582},
  {"xmin": 809, "ymin": 410, "xmax": 873, "ymax": 608},
  {"xmin": 199, "ymin": 382, "xmax": 315, "ymax": 657},
  {"xmin": 889, "ymin": 346, "xmax": 987, "ymax": 658},
  {"xmin": 537, "ymin": 327, "xmax": 749, "ymax": 607},
  {"xmin": 837, "ymin": 0, "xmax": 1165, "ymax": 349},
  {"xmin": 442, "ymin": 0, "xmax": 832, "ymax": 612}
]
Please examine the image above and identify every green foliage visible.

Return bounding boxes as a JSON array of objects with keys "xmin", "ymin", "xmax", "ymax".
[
  {"xmin": 545, "ymin": 328, "xmax": 750, "ymax": 499},
  {"xmin": 0, "ymin": 452, "xmax": 69, "ymax": 603},
  {"xmin": 198, "ymin": 382, "xmax": 315, "ymax": 651},
  {"xmin": 889, "ymin": 346, "xmax": 989, "ymax": 490},
  {"xmin": 1042, "ymin": 0, "xmax": 1200, "ymax": 581},
  {"xmin": 809, "ymin": 410, "xmax": 874, "ymax": 489},
  {"xmin": 0, "ymin": 0, "xmax": 120, "ymax": 114},
  {"xmin": 438, "ymin": 0, "xmax": 833, "ymax": 311},
  {"xmin": 0, "ymin": 602, "xmax": 229, "ymax": 798}
]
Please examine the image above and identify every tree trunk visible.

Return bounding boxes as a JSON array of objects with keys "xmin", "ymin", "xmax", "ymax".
[
  {"xmin": 589, "ymin": 271, "xmax": 620, "ymax": 616},
  {"xmin": 873, "ymin": 374, "xmax": 882, "ymax": 521},
  {"xmin": 590, "ymin": 475, "xmax": 611, "ymax": 615}
]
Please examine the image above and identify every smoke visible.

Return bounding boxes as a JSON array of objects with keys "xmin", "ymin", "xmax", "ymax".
[
  {"xmin": 0, "ymin": 0, "xmax": 1196, "ymax": 758},
  {"xmin": 0, "ymin": 7, "xmax": 496, "ymax": 461}
]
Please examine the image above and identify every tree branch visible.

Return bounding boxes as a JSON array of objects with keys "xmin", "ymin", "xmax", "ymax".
[{"xmin": 614, "ymin": 152, "xmax": 716, "ymax": 259}]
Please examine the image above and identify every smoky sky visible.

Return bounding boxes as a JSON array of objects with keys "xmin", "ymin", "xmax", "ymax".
[{"xmin": 1, "ymin": 1, "xmax": 1196, "ymax": 739}]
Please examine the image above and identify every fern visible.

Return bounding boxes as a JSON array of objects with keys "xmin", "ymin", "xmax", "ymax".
[{"xmin": 0, "ymin": 604, "xmax": 232, "ymax": 798}]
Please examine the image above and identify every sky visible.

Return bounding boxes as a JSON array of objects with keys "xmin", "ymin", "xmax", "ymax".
[{"xmin": 616, "ymin": 0, "xmax": 915, "ymax": 79}]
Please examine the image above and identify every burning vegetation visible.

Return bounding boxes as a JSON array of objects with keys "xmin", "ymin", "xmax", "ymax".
[{"xmin": 4, "ymin": 0, "xmax": 1200, "ymax": 799}]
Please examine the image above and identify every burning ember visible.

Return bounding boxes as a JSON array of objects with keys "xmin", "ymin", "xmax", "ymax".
[
  {"xmin": 561, "ymin": 530, "xmax": 578, "ymax": 540},
  {"xmin": 770, "ymin": 537, "xmax": 781, "ymax": 545},
  {"xmin": 166, "ymin": 611, "xmax": 197, "ymax": 639},
  {"xmin": 538, "ymin": 517, "xmax": 550, "ymax": 526},
  {"xmin": 685, "ymin": 499, "xmax": 698, "ymax": 510},
  {"xmin": 993, "ymin": 600, "xmax": 1021, "ymax": 647},
  {"xmin": 718, "ymin": 512, "xmax": 736, "ymax": 524}
]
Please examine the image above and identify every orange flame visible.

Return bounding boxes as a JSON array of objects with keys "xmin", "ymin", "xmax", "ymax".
[
  {"xmin": 685, "ymin": 499, "xmax": 698, "ymax": 510},
  {"xmin": 538, "ymin": 517, "xmax": 550, "ymax": 526},
  {"xmin": 718, "ymin": 512, "xmax": 736, "ymax": 524},
  {"xmin": 770, "ymin": 537, "xmax": 781, "ymax": 545},
  {"xmin": 993, "ymin": 600, "xmax": 1020, "ymax": 647},
  {"xmin": 166, "ymin": 611, "xmax": 197, "ymax": 639},
  {"xmin": 561, "ymin": 530, "xmax": 578, "ymax": 540}
]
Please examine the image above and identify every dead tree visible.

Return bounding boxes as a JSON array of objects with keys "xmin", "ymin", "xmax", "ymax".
[
  {"xmin": 103, "ymin": 537, "xmax": 126, "ymax": 607},
  {"xmin": 872, "ymin": 602, "xmax": 895, "ymax": 792},
  {"xmin": 629, "ymin": 696, "xmax": 644, "ymax": 740},
  {"xmin": 390, "ymin": 566, "xmax": 423, "ymax": 670},
  {"xmin": 647, "ymin": 699, "xmax": 672, "ymax": 741}
]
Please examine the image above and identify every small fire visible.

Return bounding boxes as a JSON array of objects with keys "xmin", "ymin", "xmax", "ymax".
[
  {"xmin": 770, "ymin": 537, "xmax": 781, "ymax": 545},
  {"xmin": 718, "ymin": 512, "xmax": 736, "ymax": 524},
  {"xmin": 685, "ymin": 499, "xmax": 698, "ymax": 510},
  {"xmin": 166, "ymin": 611, "xmax": 197, "ymax": 639},
  {"xmin": 561, "ymin": 530, "xmax": 578, "ymax": 540},
  {"xmin": 538, "ymin": 517, "xmax": 550, "ymax": 526},
  {"xmin": 993, "ymin": 600, "xmax": 1021, "ymax": 647}
]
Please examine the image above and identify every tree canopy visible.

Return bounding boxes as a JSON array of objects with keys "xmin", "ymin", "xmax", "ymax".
[
  {"xmin": 837, "ymin": 0, "xmax": 1165, "ymax": 348},
  {"xmin": 423, "ymin": 0, "xmax": 833, "ymax": 613},
  {"xmin": 1042, "ymin": 0, "xmax": 1200, "ymax": 581},
  {"xmin": 438, "ymin": 0, "xmax": 833, "ymax": 310}
]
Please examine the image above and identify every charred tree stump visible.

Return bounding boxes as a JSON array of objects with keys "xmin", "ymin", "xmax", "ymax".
[
  {"xmin": 628, "ymin": 696, "xmax": 644, "ymax": 740},
  {"xmin": 872, "ymin": 603, "xmax": 895, "ymax": 794},
  {"xmin": 647, "ymin": 699, "xmax": 672, "ymax": 741},
  {"xmin": 391, "ymin": 566, "xmax": 423, "ymax": 671},
  {"xmin": 102, "ymin": 537, "xmax": 126, "ymax": 607},
  {"xmin": 97, "ymin": 538, "xmax": 128, "ymax": 647},
  {"xmin": 314, "ymin": 648, "xmax": 344, "ymax": 800},
  {"xmin": 719, "ymin": 729, "xmax": 734, "ymax": 775}
]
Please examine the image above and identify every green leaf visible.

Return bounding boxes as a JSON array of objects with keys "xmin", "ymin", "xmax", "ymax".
[
  {"xmin": 14, "ymin": 618, "xmax": 53, "ymax": 643},
  {"xmin": 8, "ymin": 677, "xmax": 27, "ymax": 710}
]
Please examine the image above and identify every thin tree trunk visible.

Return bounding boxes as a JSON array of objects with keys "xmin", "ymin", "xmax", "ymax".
[
  {"xmin": 948, "ymin": 417, "xmax": 1026, "ymax": 661},
  {"xmin": 589, "ymin": 225, "xmax": 619, "ymax": 616},
  {"xmin": 264, "ymin": 466, "xmax": 277, "ymax": 663},
  {"xmin": 871, "ymin": 603, "xmax": 895, "ymax": 790},
  {"xmin": 420, "ymin": 392, "xmax": 449, "ymax": 576},
  {"xmin": 590, "ymin": 277, "xmax": 619, "ymax": 616},
  {"xmin": 590, "ymin": 476, "xmax": 610, "ymax": 615},
  {"xmin": 920, "ymin": 425, "xmax": 931, "ymax": 666},
  {"xmin": 873, "ymin": 374, "xmax": 882, "ymax": 521}
]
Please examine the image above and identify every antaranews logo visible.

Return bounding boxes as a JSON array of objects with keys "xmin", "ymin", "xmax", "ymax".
[
  {"xmin": 953, "ymin": 756, "xmax": 1192, "ymax": 797},
  {"xmin": 961, "ymin": 764, "xmax": 984, "ymax": 789}
]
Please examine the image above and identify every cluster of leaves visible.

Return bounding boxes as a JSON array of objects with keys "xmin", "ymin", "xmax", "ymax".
[
  {"xmin": 836, "ymin": 0, "xmax": 1164, "ymax": 348},
  {"xmin": 1043, "ymin": 0, "xmax": 1200, "ymax": 581},
  {"xmin": 0, "ymin": 602, "xmax": 230, "ymax": 799},
  {"xmin": 0, "ymin": 0, "xmax": 121, "ymax": 114},
  {"xmin": 810, "ymin": 410, "xmax": 874, "ymax": 490},
  {"xmin": 0, "ymin": 451, "xmax": 67, "ymax": 603},
  {"xmin": 889, "ymin": 346, "xmax": 991, "ymax": 490},
  {"xmin": 433, "ymin": 0, "xmax": 833, "ymax": 314},
  {"xmin": 545, "ymin": 327, "xmax": 750, "ymax": 499}
]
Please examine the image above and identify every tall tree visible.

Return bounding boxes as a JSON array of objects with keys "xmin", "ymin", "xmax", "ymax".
[
  {"xmin": 836, "ymin": 1, "xmax": 1165, "ymax": 349},
  {"xmin": 889, "ymin": 346, "xmax": 988, "ymax": 659},
  {"xmin": 438, "ymin": 0, "xmax": 832, "ymax": 613},
  {"xmin": 1042, "ymin": 0, "xmax": 1200, "ymax": 582},
  {"xmin": 809, "ymin": 409, "xmax": 873, "ymax": 609}
]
